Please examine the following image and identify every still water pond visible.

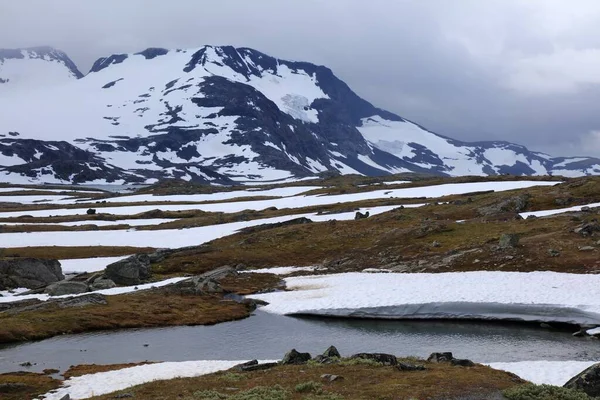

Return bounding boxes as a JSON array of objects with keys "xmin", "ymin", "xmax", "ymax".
[{"xmin": 1, "ymin": 311, "xmax": 599, "ymax": 373}]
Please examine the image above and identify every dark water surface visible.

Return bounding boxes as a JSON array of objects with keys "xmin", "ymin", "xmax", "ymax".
[{"xmin": 1, "ymin": 311, "xmax": 599, "ymax": 373}]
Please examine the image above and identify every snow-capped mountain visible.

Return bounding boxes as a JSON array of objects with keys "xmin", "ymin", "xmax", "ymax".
[{"xmin": 0, "ymin": 45, "xmax": 598, "ymax": 184}]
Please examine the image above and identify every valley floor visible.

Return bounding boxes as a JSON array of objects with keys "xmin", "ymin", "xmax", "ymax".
[{"xmin": 1, "ymin": 174, "xmax": 600, "ymax": 398}]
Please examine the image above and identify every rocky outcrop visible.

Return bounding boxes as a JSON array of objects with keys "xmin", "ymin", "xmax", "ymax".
[
  {"xmin": 312, "ymin": 345, "xmax": 342, "ymax": 364},
  {"xmin": 233, "ymin": 359, "xmax": 278, "ymax": 372},
  {"xmin": 281, "ymin": 349, "xmax": 312, "ymax": 365},
  {"xmin": 89, "ymin": 278, "xmax": 116, "ymax": 290},
  {"xmin": 428, "ymin": 352, "xmax": 475, "ymax": 367},
  {"xmin": 44, "ymin": 281, "xmax": 89, "ymax": 296},
  {"xmin": 170, "ymin": 266, "xmax": 237, "ymax": 295},
  {"xmin": 105, "ymin": 250, "xmax": 172, "ymax": 285},
  {"xmin": 564, "ymin": 362, "xmax": 600, "ymax": 396},
  {"xmin": 0, "ymin": 258, "xmax": 63, "ymax": 290}
]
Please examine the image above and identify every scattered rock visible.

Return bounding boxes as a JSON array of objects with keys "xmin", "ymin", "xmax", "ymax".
[
  {"xmin": 427, "ymin": 352, "xmax": 454, "ymax": 363},
  {"xmin": 574, "ymin": 222, "xmax": 600, "ymax": 237},
  {"xmin": 86, "ymin": 208, "xmax": 96, "ymax": 215},
  {"xmin": 57, "ymin": 293, "xmax": 107, "ymax": 308},
  {"xmin": 498, "ymin": 234, "xmax": 520, "ymax": 249},
  {"xmin": 321, "ymin": 374, "xmax": 344, "ymax": 382},
  {"xmin": 281, "ymin": 349, "xmax": 312, "ymax": 365},
  {"xmin": 397, "ymin": 362, "xmax": 426, "ymax": 371},
  {"xmin": 45, "ymin": 281, "xmax": 89, "ymax": 296},
  {"xmin": 540, "ymin": 323, "xmax": 552, "ymax": 329},
  {"xmin": 478, "ymin": 194, "xmax": 530, "ymax": 216},
  {"xmin": 351, "ymin": 353, "xmax": 398, "ymax": 366},
  {"xmin": 19, "ymin": 361, "xmax": 33, "ymax": 367},
  {"xmin": 564, "ymin": 362, "xmax": 600, "ymax": 396},
  {"xmin": 0, "ymin": 258, "xmax": 64, "ymax": 290},
  {"xmin": 451, "ymin": 359, "xmax": 476, "ymax": 367},
  {"xmin": 548, "ymin": 249, "xmax": 561, "ymax": 257},
  {"xmin": 113, "ymin": 394, "xmax": 133, "ymax": 399},
  {"xmin": 579, "ymin": 246, "xmax": 596, "ymax": 252},
  {"xmin": 432, "ymin": 241, "xmax": 441, "ymax": 248},
  {"xmin": 582, "ymin": 206, "xmax": 592, "ymax": 212},
  {"xmin": 573, "ymin": 329, "xmax": 588, "ymax": 337},
  {"xmin": 355, "ymin": 211, "xmax": 370, "ymax": 220},
  {"xmin": 90, "ymin": 278, "xmax": 117, "ymax": 291}
]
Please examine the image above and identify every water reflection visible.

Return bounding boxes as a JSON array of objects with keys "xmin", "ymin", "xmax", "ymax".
[{"xmin": 1, "ymin": 311, "xmax": 598, "ymax": 374}]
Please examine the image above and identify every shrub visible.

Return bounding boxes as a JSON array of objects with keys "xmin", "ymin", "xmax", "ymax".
[
  {"xmin": 503, "ymin": 384, "xmax": 592, "ymax": 400},
  {"xmin": 295, "ymin": 381, "xmax": 323, "ymax": 394},
  {"xmin": 193, "ymin": 385, "xmax": 289, "ymax": 400}
]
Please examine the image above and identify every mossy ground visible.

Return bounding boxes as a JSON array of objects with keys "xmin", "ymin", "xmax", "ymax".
[{"xmin": 87, "ymin": 358, "xmax": 526, "ymax": 400}]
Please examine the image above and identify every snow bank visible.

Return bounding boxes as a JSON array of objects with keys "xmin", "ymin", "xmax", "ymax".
[
  {"xmin": 0, "ymin": 277, "xmax": 188, "ymax": 304},
  {"xmin": 59, "ymin": 256, "xmax": 131, "ymax": 274},
  {"xmin": 520, "ymin": 202, "xmax": 600, "ymax": 218},
  {"xmin": 249, "ymin": 272, "xmax": 600, "ymax": 325},
  {"xmin": 243, "ymin": 266, "xmax": 318, "ymax": 275},
  {"xmin": 487, "ymin": 361, "xmax": 597, "ymax": 386},
  {"xmin": 40, "ymin": 359, "xmax": 276, "ymax": 400}
]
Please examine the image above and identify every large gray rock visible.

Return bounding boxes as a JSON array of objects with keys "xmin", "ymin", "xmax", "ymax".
[
  {"xmin": 281, "ymin": 349, "xmax": 312, "ymax": 365},
  {"xmin": 0, "ymin": 258, "xmax": 63, "ymax": 290},
  {"xmin": 45, "ymin": 281, "xmax": 89, "ymax": 296},
  {"xmin": 564, "ymin": 363, "xmax": 600, "ymax": 396},
  {"xmin": 105, "ymin": 254, "xmax": 153, "ymax": 285},
  {"xmin": 90, "ymin": 278, "xmax": 116, "ymax": 290},
  {"xmin": 351, "ymin": 353, "xmax": 398, "ymax": 366}
]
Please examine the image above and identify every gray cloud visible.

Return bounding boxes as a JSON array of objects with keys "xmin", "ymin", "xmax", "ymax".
[{"xmin": 2, "ymin": 0, "xmax": 600, "ymax": 157}]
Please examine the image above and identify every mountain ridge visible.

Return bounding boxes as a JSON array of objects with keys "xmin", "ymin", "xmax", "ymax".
[{"xmin": 0, "ymin": 44, "xmax": 598, "ymax": 184}]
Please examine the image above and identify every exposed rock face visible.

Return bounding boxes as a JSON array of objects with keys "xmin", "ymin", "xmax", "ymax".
[
  {"xmin": 574, "ymin": 222, "xmax": 600, "ymax": 237},
  {"xmin": 44, "ymin": 281, "xmax": 89, "ymax": 296},
  {"xmin": 427, "ymin": 352, "xmax": 454, "ymax": 363},
  {"xmin": 281, "ymin": 349, "xmax": 312, "ymax": 365},
  {"xmin": 0, "ymin": 258, "xmax": 63, "ymax": 290},
  {"xmin": 564, "ymin": 363, "xmax": 600, "ymax": 397},
  {"xmin": 478, "ymin": 194, "xmax": 530, "ymax": 216}
]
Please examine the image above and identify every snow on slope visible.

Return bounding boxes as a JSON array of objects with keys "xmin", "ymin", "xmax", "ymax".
[
  {"xmin": 358, "ymin": 115, "xmax": 550, "ymax": 176},
  {"xmin": 0, "ymin": 47, "xmax": 81, "ymax": 93}
]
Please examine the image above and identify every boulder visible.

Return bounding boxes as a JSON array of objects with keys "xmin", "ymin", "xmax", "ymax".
[
  {"xmin": 547, "ymin": 249, "xmax": 561, "ymax": 257},
  {"xmin": 105, "ymin": 253, "xmax": 156, "ymax": 285},
  {"xmin": 281, "ymin": 349, "xmax": 312, "ymax": 365},
  {"xmin": 351, "ymin": 353, "xmax": 398, "ymax": 366},
  {"xmin": 564, "ymin": 362, "xmax": 600, "ymax": 397},
  {"xmin": 89, "ymin": 278, "xmax": 116, "ymax": 290},
  {"xmin": 45, "ymin": 281, "xmax": 89, "ymax": 296},
  {"xmin": 579, "ymin": 246, "xmax": 596, "ymax": 252},
  {"xmin": 233, "ymin": 360, "xmax": 278, "ymax": 372},
  {"xmin": 427, "ymin": 352, "xmax": 454, "ymax": 363},
  {"xmin": 355, "ymin": 211, "xmax": 370, "ymax": 220},
  {"xmin": 397, "ymin": 362, "xmax": 426, "ymax": 371},
  {"xmin": 321, "ymin": 374, "xmax": 344, "ymax": 382},
  {"xmin": 323, "ymin": 345, "xmax": 341, "ymax": 358},
  {"xmin": 451, "ymin": 358, "xmax": 475, "ymax": 367},
  {"xmin": 498, "ymin": 233, "xmax": 520, "ymax": 249},
  {"xmin": 0, "ymin": 258, "xmax": 63, "ymax": 290}
]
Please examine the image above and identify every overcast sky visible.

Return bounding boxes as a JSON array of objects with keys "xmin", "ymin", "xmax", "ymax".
[{"xmin": 2, "ymin": 0, "xmax": 600, "ymax": 157}]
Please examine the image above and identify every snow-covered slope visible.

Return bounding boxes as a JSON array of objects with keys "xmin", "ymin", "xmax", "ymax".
[{"xmin": 0, "ymin": 45, "xmax": 598, "ymax": 184}]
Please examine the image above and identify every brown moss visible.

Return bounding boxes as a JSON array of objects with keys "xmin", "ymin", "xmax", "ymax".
[
  {"xmin": 0, "ymin": 289, "xmax": 252, "ymax": 344},
  {"xmin": 0, "ymin": 371, "xmax": 61, "ymax": 400}
]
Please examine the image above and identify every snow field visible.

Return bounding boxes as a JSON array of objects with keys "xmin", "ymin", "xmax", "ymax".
[{"xmin": 248, "ymin": 272, "xmax": 600, "ymax": 325}]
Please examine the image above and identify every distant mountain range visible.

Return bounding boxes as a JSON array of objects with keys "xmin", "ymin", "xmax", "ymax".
[{"xmin": 1, "ymin": 45, "xmax": 599, "ymax": 184}]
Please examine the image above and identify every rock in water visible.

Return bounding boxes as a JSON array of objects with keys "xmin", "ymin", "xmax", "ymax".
[
  {"xmin": 281, "ymin": 349, "xmax": 312, "ymax": 365},
  {"xmin": 564, "ymin": 362, "xmax": 600, "ymax": 397},
  {"xmin": 0, "ymin": 258, "xmax": 64, "ymax": 290},
  {"xmin": 45, "ymin": 281, "xmax": 89, "ymax": 296}
]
